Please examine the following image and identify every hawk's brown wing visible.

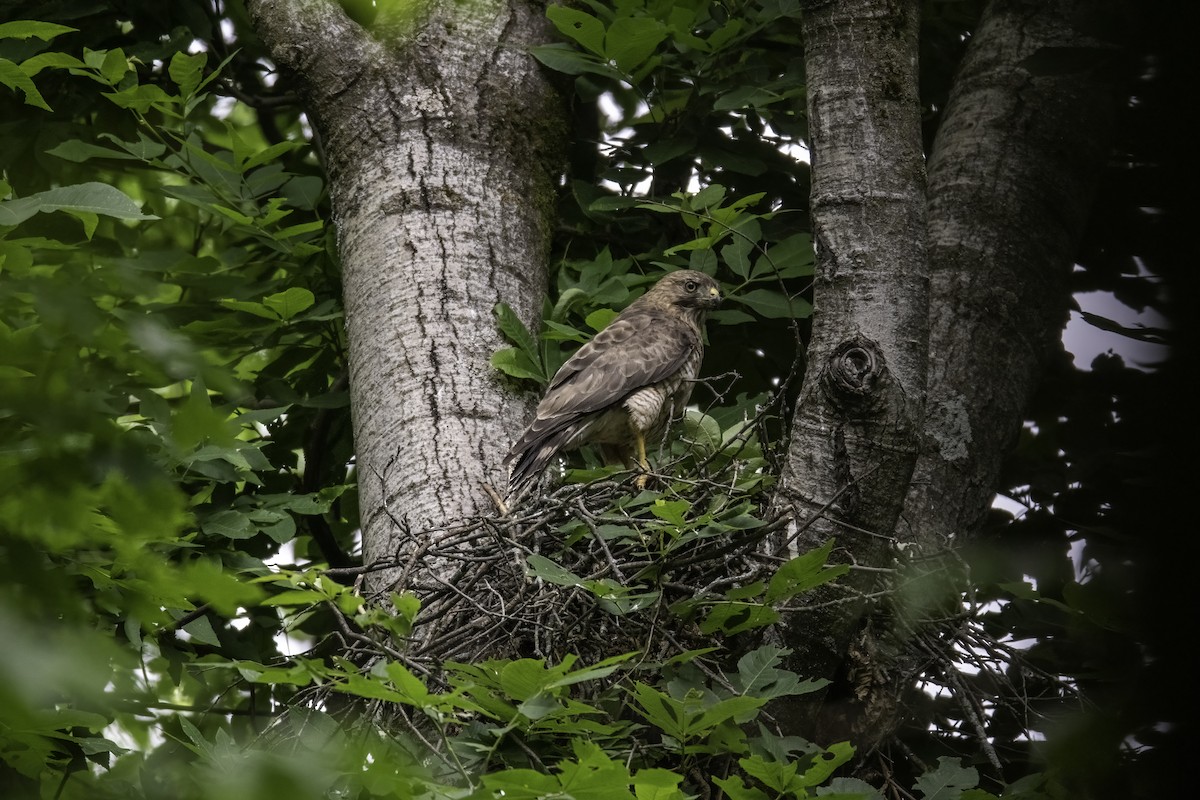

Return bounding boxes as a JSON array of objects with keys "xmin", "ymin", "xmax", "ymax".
[
  {"xmin": 505, "ymin": 308, "xmax": 698, "ymax": 490},
  {"xmin": 542, "ymin": 308, "xmax": 696, "ymax": 414}
]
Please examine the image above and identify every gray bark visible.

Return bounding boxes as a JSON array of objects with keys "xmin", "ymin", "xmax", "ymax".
[
  {"xmin": 246, "ymin": 0, "xmax": 565, "ymax": 596},
  {"xmin": 904, "ymin": 0, "xmax": 1115, "ymax": 550},
  {"xmin": 770, "ymin": 0, "xmax": 928, "ymax": 737},
  {"xmin": 771, "ymin": 0, "xmax": 1116, "ymax": 749}
]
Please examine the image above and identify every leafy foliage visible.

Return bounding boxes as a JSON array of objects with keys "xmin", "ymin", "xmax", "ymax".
[{"xmin": 1, "ymin": 5, "xmax": 350, "ymax": 796}]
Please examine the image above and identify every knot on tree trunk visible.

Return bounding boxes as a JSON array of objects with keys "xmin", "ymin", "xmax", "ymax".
[{"xmin": 821, "ymin": 335, "xmax": 890, "ymax": 414}]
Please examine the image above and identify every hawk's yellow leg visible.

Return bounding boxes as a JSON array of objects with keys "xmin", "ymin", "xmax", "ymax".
[{"xmin": 634, "ymin": 430, "xmax": 649, "ymax": 490}]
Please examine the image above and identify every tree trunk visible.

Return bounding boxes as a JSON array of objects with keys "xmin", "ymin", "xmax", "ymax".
[
  {"xmin": 905, "ymin": 0, "xmax": 1115, "ymax": 550},
  {"xmin": 877, "ymin": 0, "xmax": 1116, "ymax": 755},
  {"xmin": 246, "ymin": 0, "xmax": 565, "ymax": 597},
  {"xmin": 769, "ymin": 0, "xmax": 928, "ymax": 740},
  {"xmin": 772, "ymin": 0, "xmax": 1116, "ymax": 751}
]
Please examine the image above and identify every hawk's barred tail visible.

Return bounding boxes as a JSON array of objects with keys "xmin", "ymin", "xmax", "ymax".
[{"xmin": 505, "ymin": 425, "xmax": 577, "ymax": 498}]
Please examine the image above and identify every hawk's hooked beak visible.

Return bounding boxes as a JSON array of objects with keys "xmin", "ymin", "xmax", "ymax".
[{"xmin": 707, "ymin": 286, "xmax": 722, "ymax": 306}]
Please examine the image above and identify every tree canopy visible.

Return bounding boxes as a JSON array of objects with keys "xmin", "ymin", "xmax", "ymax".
[{"xmin": 0, "ymin": 1, "xmax": 1187, "ymax": 799}]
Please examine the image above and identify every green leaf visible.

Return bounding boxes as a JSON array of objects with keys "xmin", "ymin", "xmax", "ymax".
[
  {"xmin": 183, "ymin": 560, "xmax": 264, "ymax": 615},
  {"xmin": 492, "ymin": 348, "xmax": 546, "ymax": 383},
  {"xmin": 531, "ymin": 43, "xmax": 622, "ymax": 78},
  {"xmin": 548, "ymin": 652, "xmax": 636, "ymax": 689},
  {"xmin": 650, "ymin": 499, "xmax": 690, "ymax": 526},
  {"xmin": 722, "ymin": 240, "xmax": 752, "ymax": 278},
  {"xmin": 629, "ymin": 683, "xmax": 688, "ymax": 740},
  {"xmin": 722, "ymin": 217, "xmax": 762, "ymax": 278},
  {"xmin": 236, "ymin": 660, "xmax": 319, "ymax": 686},
  {"xmin": 63, "ymin": 209, "xmax": 97, "ymax": 239},
  {"xmin": 103, "ymin": 84, "xmax": 177, "ymax": 115},
  {"xmin": 275, "ymin": 220, "xmax": 325, "ymax": 239},
  {"xmin": 525, "ymin": 554, "xmax": 586, "ymax": 588},
  {"xmin": 693, "ymin": 695, "xmax": 766, "ymax": 731},
  {"xmin": 383, "ymin": 662, "xmax": 430, "ymax": 705},
  {"xmin": 663, "ymin": 237, "xmax": 717, "ymax": 256},
  {"xmin": 713, "ymin": 86, "xmax": 786, "ymax": 111},
  {"xmin": 732, "ymin": 646, "xmax": 810, "ymax": 700},
  {"xmin": 691, "ymin": 184, "xmax": 727, "ymax": 209},
  {"xmin": 605, "ymin": 17, "xmax": 668, "ymax": 73},
  {"xmin": 710, "ymin": 309, "xmax": 756, "ymax": 325},
  {"xmin": 547, "ymin": 6, "xmax": 606, "ymax": 56},
  {"xmin": 689, "ymin": 247, "xmax": 717, "ymax": 273},
  {"xmin": 542, "ymin": 319, "xmax": 590, "ymax": 343},
  {"xmin": 819, "ymin": 777, "xmax": 885, "ymax": 799},
  {"xmin": 260, "ymin": 512, "xmax": 296, "ymax": 543},
  {"xmin": 281, "ymin": 175, "xmax": 325, "ymax": 209},
  {"xmin": 589, "ymin": 195, "xmax": 642, "ymax": 211},
  {"xmin": 45, "ymin": 139, "xmax": 141, "ymax": 162},
  {"xmin": 195, "ymin": 48, "xmax": 238, "ymax": 95},
  {"xmin": 0, "ymin": 182, "xmax": 157, "ymax": 226},
  {"xmin": 200, "ymin": 509, "xmax": 257, "ymax": 540},
  {"xmin": 755, "ymin": 233, "xmax": 814, "ymax": 279},
  {"xmin": 735, "ymin": 288, "xmax": 811, "ymax": 319},
  {"xmin": 243, "ymin": 140, "xmax": 305, "ymax": 171},
  {"xmin": 19, "ymin": 51, "xmax": 85, "ymax": 76},
  {"xmin": 182, "ymin": 615, "xmax": 221, "ymax": 647},
  {"xmin": 585, "ymin": 307, "xmax": 619, "ymax": 331},
  {"xmin": 799, "ymin": 742, "xmax": 856, "ymax": 787},
  {"xmin": 914, "ymin": 757, "xmax": 979, "ymax": 800},
  {"xmin": 262, "ymin": 589, "xmax": 328, "ymax": 607},
  {"xmin": 484, "ymin": 769, "xmax": 561, "ymax": 798},
  {"xmin": 218, "ymin": 299, "xmax": 279, "ymax": 320},
  {"xmin": 638, "ymin": 200, "xmax": 684, "ymax": 215},
  {"xmin": 633, "ymin": 768, "xmax": 686, "ymax": 800},
  {"xmin": 98, "ymin": 48, "xmax": 129, "ymax": 85},
  {"xmin": 726, "ymin": 582, "xmax": 766, "ymax": 601},
  {"xmin": 169, "ymin": 50, "xmax": 206, "ymax": 99},
  {"xmin": 644, "ymin": 137, "xmax": 696, "ymax": 166},
  {"xmin": 74, "ymin": 736, "xmax": 129, "ymax": 757},
  {"xmin": 740, "ymin": 754, "xmax": 800, "ymax": 793},
  {"xmin": 500, "ymin": 659, "xmax": 558, "ymax": 701},
  {"xmin": 0, "ymin": 20, "xmax": 78, "ymax": 40},
  {"xmin": 211, "ymin": 204, "xmax": 254, "ymax": 225},
  {"xmin": 680, "ymin": 410, "xmax": 722, "ymax": 453},
  {"xmin": 765, "ymin": 540, "xmax": 849, "ymax": 603},
  {"xmin": 708, "ymin": 18, "xmax": 747, "ymax": 49},
  {"xmin": 516, "ymin": 693, "xmax": 559, "ymax": 721},
  {"xmin": 712, "ymin": 775, "xmax": 770, "ymax": 800},
  {"xmin": 699, "ymin": 602, "xmax": 779, "ymax": 635},
  {"xmin": 551, "ymin": 286, "xmax": 589, "ymax": 321},
  {"xmin": 263, "ymin": 287, "xmax": 315, "ymax": 320},
  {"xmin": 494, "ymin": 302, "xmax": 542, "ymax": 367},
  {"xmin": 0, "ymin": 57, "xmax": 50, "ymax": 110}
]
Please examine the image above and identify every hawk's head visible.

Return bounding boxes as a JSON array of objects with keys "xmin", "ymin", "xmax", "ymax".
[{"xmin": 638, "ymin": 270, "xmax": 722, "ymax": 318}]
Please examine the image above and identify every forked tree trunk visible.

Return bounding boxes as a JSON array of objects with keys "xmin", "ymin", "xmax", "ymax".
[
  {"xmin": 774, "ymin": 0, "xmax": 1116, "ymax": 748},
  {"xmin": 246, "ymin": 0, "xmax": 565, "ymax": 596}
]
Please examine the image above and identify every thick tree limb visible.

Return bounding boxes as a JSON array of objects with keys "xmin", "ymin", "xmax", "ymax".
[{"xmin": 904, "ymin": 0, "xmax": 1116, "ymax": 547}]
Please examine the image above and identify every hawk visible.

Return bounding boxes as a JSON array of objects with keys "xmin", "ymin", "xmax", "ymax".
[{"xmin": 506, "ymin": 270, "xmax": 722, "ymax": 497}]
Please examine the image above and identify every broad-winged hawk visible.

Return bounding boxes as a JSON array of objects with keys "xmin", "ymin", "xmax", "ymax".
[{"xmin": 506, "ymin": 270, "xmax": 722, "ymax": 496}]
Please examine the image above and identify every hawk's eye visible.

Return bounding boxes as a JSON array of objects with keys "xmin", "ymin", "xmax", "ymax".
[{"xmin": 684, "ymin": 280, "xmax": 698, "ymax": 293}]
